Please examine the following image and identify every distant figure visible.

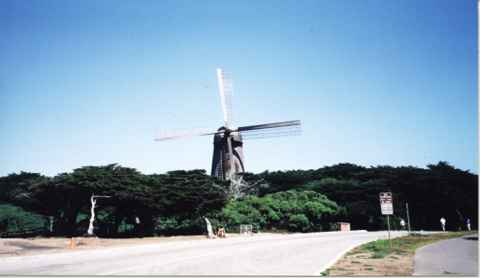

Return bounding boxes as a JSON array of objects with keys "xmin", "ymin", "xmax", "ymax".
[
  {"xmin": 466, "ymin": 218, "xmax": 471, "ymax": 231},
  {"xmin": 400, "ymin": 219, "xmax": 406, "ymax": 230},
  {"xmin": 217, "ymin": 227, "xmax": 226, "ymax": 238},
  {"xmin": 440, "ymin": 217, "xmax": 446, "ymax": 232}
]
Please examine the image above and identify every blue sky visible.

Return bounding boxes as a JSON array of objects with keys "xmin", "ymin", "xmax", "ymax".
[{"xmin": 0, "ymin": 0, "xmax": 477, "ymax": 176}]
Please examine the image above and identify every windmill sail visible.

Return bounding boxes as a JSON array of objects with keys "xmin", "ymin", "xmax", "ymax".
[
  {"xmin": 236, "ymin": 120, "xmax": 302, "ymax": 140},
  {"xmin": 237, "ymin": 120, "xmax": 301, "ymax": 132},
  {"xmin": 154, "ymin": 128, "xmax": 219, "ymax": 141},
  {"xmin": 216, "ymin": 68, "xmax": 233, "ymax": 128}
]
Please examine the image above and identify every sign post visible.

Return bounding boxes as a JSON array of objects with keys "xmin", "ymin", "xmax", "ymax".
[{"xmin": 379, "ymin": 192, "xmax": 393, "ymax": 249}]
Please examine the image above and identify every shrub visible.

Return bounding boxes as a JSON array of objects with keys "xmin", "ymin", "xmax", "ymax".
[{"xmin": 220, "ymin": 190, "xmax": 343, "ymax": 232}]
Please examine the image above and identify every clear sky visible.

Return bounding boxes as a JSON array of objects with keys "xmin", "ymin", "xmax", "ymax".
[{"xmin": 1, "ymin": 0, "xmax": 477, "ymax": 177}]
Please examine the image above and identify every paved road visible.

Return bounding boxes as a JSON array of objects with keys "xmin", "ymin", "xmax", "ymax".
[
  {"xmin": 414, "ymin": 234, "xmax": 478, "ymax": 276},
  {"xmin": 0, "ymin": 231, "xmax": 407, "ymax": 275}
]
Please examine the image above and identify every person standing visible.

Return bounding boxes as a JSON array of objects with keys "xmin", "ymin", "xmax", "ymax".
[
  {"xmin": 466, "ymin": 218, "xmax": 471, "ymax": 231},
  {"xmin": 440, "ymin": 217, "xmax": 446, "ymax": 232},
  {"xmin": 400, "ymin": 219, "xmax": 406, "ymax": 230}
]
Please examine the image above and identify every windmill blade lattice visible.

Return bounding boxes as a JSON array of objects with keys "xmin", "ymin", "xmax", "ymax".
[
  {"xmin": 238, "ymin": 124, "xmax": 302, "ymax": 140},
  {"xmin": 216, "ymin": 68, "xmax": 234, "ymax": 128},
  {"xmin": 155, "ymin": 128, "xmax": 221, "ymax": 141},
  {"xmin": 237, "ymin": 120, "xmax": 301, "ymax": 132}
]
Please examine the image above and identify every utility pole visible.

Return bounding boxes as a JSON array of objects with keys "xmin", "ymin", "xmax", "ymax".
[{"xmin": 406, "ymin": 202, "xmax": 412, "ymax": 234}]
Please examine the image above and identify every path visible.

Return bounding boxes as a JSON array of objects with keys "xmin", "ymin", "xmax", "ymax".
[{"xmin": 414, "ymin": 234, "xmax": 478, "ymax": 276}]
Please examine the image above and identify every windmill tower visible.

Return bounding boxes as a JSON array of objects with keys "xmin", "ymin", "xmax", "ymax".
[{"xmin": 155, "ymin": 68, "xmax": 301, "ymax": 184}]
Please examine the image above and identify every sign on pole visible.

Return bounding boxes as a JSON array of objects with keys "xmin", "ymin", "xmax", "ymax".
[
  {"xmin": 379, "ymin": 192, "xmax": 393, "ymax": 249},
  {"xmin": 379, "ymin": 192, "xmax": 393, "ymax": 215}
]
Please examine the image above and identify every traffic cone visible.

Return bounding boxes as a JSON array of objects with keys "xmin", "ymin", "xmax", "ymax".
[{"xmin": 68, "ymin": 237, "xmax": 76, "ymax": 249}]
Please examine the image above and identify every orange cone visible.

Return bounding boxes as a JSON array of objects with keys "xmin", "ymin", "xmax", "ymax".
[{"xmin": 68, "ymin": 237, "xmax": 76, "ymax": 249}]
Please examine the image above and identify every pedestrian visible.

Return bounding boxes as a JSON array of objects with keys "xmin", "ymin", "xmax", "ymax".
[
  {"xmin": 466, "ymin": 218, "xmax": 471, "ymax": 231},
  {"xmin": 400, "ymin": 219, "xmax": 406, "ymax": 230},
  {"xmin": 217, "ymin": 227, "xmax": 226, "ymax": 238},
  {"xmin": 440, "ymin": 217, "xmax": 446, "ymax": 232}
]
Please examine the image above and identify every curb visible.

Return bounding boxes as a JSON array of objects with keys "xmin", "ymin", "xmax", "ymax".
[
  {"xmin": 312, "ymin": 231, "xmax": 409, "ymax": 276},
  {"xmin": 312, "ymin": 242, "xmax": 362, "ymax": 276}
]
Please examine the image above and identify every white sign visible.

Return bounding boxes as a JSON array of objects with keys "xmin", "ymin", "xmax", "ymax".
[{"xmin": 379, "ymin": 192, "xmax": 393, "ymax": 215}]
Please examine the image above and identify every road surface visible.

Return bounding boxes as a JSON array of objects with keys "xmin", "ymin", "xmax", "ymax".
[
  {"xmin": 0, "ymin": 231, "xmax": 407, "ymax": 275},
  {"xmin": 414, "ymin": 234, "xmax": 478, "ymax": 276}
]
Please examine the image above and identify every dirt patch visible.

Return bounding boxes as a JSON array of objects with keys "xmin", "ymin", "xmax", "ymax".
[
  {"xmin": 1, "ymin": 240, "xmax": 58, "ymax": 252},
  {"xmin": 0, "ymin": 235, "xmax": 226, "ymax": 257},
  {"xmin": 327, "ymin": 251, "xmax": 413, "ymax": 276}
]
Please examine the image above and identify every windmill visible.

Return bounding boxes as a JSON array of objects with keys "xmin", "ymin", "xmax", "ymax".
[{"xmin": 155, "ymin": 68, "xmax": 301, "ymax": 185}]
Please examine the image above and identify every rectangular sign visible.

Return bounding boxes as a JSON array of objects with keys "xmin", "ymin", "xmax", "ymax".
[{"xmin": 379, "ymin": 192, "xmax": 393, "ymax": 215}]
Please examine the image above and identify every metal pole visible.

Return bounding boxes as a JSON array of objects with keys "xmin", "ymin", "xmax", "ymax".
[
  {"xmin": 387, "ymin": 215, "xmax": 392, "ymax": 249},
  {"xmin": 406, "ymin": 202, "xmax": 412, "ymax": 234}
]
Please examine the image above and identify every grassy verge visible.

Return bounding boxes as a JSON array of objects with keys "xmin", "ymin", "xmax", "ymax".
[{"xmin": 321, "ymin": 231, "xmax": 475, "ymax": 276}]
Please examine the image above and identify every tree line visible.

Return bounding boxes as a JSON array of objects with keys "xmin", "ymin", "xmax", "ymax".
[{"xmin": 0, "ymin": 161, "xmax": 477, "ymax": 237}]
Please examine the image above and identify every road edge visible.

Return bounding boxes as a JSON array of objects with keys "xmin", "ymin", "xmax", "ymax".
[{"xmin": 312, "ymin": 237, "xmax": 377, "ymax": 276}]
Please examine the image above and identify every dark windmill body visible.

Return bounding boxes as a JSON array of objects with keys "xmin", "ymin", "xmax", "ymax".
[
  {"xmin": 211, "ymin": 127, "xmax": 245, "ymax": 180},
  {"xmin": 155, "ymin": 68, "xmax": 301, "ymax": 183}
]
